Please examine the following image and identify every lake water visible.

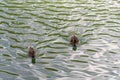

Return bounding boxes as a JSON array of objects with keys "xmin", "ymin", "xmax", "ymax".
[{"xmin": 0, "ymin": 0, "xmax": 120, "ymax": 80}]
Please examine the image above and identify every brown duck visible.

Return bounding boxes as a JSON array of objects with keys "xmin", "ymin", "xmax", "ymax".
[
  {"xmin": 28, "ymin": 46, "xmax": 36, "ymax": 64},
  {"xmin": 70, "ymin": 35, "xmax": 79, "ymax": 51}
]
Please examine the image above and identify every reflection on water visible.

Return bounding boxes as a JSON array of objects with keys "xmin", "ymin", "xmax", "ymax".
[{"xmin": 0, "ymin": 0, "xmax": 120, "ymax": 80}]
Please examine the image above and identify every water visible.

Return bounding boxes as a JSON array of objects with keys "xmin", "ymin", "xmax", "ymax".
[{"xmin": 0, "ymin": 0, "xmax": 120, "ymax": 80}]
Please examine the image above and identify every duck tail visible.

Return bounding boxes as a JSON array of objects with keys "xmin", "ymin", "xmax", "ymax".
[{"xmin": 72, "ymin": 44, "xmax": 77, "ymax": 51}]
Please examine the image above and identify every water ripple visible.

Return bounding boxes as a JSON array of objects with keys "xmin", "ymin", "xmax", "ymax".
[{"xmin": 0, "ymin": 0, "xmax": 120, "ymax": 80}]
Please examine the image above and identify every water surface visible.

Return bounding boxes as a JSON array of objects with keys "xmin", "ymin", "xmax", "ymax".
[{"xmin": 0, "ymin": 0, "xmax": 120, "ymax": 80}]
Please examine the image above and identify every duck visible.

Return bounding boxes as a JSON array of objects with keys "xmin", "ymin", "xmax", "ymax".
[
  {"xmin": 28, "ymin": 46, "xmax": 36, "ymax": 64},
  {"xmin": 70, "ymin": 35, "xmax": 79, "ymax": 51}
]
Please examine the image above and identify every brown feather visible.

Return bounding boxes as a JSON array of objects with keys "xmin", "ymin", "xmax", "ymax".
[
  {"xmin": 28, "ymin": 46, "xmax": 35, "ymax": 58},
  {"xmin": 70, "ymin": 35, "xmax": 79, "ymax": 46}
]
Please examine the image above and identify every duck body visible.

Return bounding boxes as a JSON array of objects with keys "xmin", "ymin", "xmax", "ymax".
[
  {"xmin": 28, "ymin": 46, "xmax": 36, "ymax": 64},
  {"xmin": 70, "ymin": 35, "xmax": 79, "ymax": 51}
]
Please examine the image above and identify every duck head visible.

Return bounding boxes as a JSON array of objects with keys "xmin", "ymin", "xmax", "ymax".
[{"xmin": 73, "ymin": 44, "xmax": 77, "ymax": 51}]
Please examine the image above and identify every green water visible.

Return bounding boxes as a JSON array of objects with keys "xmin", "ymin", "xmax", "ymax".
[{"xmin": 0, "ymin": 0, "xmax": 120, "ymax": 80}]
